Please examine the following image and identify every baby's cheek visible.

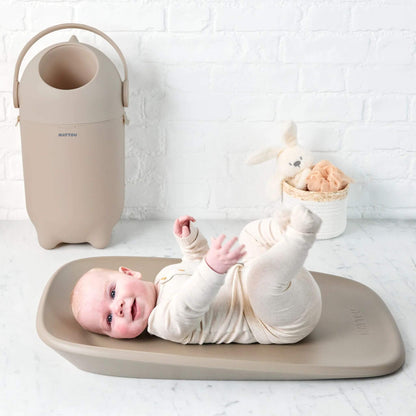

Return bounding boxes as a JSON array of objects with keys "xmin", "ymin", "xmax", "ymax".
[
  {"xmin": 113, "ymin": 321, "xmax": 138, "ymax": 338},
  {"xmin": 126, "ymin": 279, "xmax": 143, "ymax": 292},
  {"xmin": 114, "ymin": 321, "xmax": 129, "ymax": 335}
]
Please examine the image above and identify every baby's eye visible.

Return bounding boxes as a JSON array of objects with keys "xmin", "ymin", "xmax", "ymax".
[
  {"xmin": 289, "ymin": 162, "xmax": 292, "ymax": 166},
  {"xmin": 107, "ymin": 313, "xmax": 113, "ymax": 325},
  {"xmin": 110, "ymin": 285, "xmax": 116, "ymax": 299},
  {"xmin": 300, "ymin": 156, "xmax": 303, "ymax": 160}
]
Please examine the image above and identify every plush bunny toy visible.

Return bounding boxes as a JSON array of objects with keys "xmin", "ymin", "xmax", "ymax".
[{"xmin": 246, "ymin": 121, "xmax": 314, "ymax": 200}]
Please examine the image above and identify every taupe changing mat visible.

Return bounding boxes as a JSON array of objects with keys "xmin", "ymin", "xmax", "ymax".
[{"xmin": 36, "ymin": 256, "xmax": 405, "ymax": 380}]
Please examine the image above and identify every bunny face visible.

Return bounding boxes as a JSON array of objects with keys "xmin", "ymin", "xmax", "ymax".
[{"xmin": 277, "ymin": 145, "xmax": 314, "ymax": 179}]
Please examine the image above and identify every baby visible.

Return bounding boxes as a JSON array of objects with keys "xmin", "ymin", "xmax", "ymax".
[{"xmin": 71, "ymin": 205, "xmax": 322, "ymax": 344}]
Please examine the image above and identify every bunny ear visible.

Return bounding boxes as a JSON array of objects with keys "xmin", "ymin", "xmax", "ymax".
[
  {"xmin": 245, "ymin": 147, "xmax": 282, "ymax": 164},
  {"xmin": 283, "ymin": 121, "xmax": 297, "ymax": 147}
]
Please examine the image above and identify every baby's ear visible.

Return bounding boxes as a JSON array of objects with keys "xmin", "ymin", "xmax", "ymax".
[{"xmin": 119, "ymin": 266, "xmax": 142, "ymax": 279}]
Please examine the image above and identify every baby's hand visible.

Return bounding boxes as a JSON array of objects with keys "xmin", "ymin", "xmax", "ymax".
[
  {"xmin": 205, "ymin": 235, "xmax": 246, "ymax": 274},
  {"xmin": 173, "ymin": 215, "xmax": 196, "ymax": 238}
]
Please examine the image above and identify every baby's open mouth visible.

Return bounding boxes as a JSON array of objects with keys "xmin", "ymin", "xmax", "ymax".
[{"xmin": 131, "ymin": 299, "xmax": 137, "ymax": 320}]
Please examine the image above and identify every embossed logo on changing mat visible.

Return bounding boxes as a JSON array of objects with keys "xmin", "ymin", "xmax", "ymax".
[
  {"xmin": 58, "ymin": 132, "xmax": 77, "ymax": 137},
  {"xmin": 349, "ymin": 308, "xmax": 369, "ymax": 335}
]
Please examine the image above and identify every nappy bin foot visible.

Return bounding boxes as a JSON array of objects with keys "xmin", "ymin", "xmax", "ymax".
[
  {"xmin": 88, "ymin": 228, "xmax": 112, "ymax": 249},
  {"xmin": 37, "ymin": 231, "xmax": 60, "ymax": 250}
]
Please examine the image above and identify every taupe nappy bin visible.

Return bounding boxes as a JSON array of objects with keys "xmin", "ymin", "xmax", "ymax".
[{"xmin": 13, "ymin": 23, "xmax": 129, "ymax": 249}]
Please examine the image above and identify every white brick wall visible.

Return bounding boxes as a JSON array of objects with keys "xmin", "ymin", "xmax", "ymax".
[{"xmin": 1, "ymin": 0, "xmax": 416, "ymax": 220}]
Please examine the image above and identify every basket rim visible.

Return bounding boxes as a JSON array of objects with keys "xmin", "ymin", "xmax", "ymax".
[{"xmin": 282, "ymin": 181, "xmax": 349, "ymax": 202}]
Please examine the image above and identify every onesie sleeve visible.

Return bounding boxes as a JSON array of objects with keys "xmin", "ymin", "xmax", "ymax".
[
  {"xmin": 147, "ymin": 259, "xmax": 226, "ymax": 343},
  {"xmin": 175, "ymin": 222, "xmax": 209, "ymax": 262}
]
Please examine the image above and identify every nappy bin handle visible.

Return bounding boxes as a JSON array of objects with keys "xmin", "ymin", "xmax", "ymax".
[{"xmin": 13, "ymin": 22, "xmax": 129, "ymax": 108}]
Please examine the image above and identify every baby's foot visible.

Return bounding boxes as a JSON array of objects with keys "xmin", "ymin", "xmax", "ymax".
[{"xmin": 289, "ymin": 204, "xmax": 322, "ymax": 234}]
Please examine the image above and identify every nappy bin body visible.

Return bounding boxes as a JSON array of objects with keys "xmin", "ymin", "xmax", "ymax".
[{"xmin": 13, "ymin": 23, "xmax": 129, "ymax": 249}]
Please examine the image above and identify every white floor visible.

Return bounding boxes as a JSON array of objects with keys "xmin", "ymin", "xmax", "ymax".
[{"xmin": 1, "ymin": 218, "xmax": 415, "ymax": 416}]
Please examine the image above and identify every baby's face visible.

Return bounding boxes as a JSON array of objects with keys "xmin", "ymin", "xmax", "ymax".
[{"xmin": 72, "ymin": 267, "xmax": 157, "ymax": 339}]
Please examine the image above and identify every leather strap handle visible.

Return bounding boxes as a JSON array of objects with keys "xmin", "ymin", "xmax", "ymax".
[{"xmin": 13, "ymin": 23, "xmax": 129, "ymax": 108}]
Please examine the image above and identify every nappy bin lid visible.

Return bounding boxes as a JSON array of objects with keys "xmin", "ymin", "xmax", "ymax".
[
  {"xmin": 18, "ymin": 41, "xmax": 123, "ymax": 125},
  {"xmin": 14, "ymin": 23, "xmax": 129, "ymax": 123}
]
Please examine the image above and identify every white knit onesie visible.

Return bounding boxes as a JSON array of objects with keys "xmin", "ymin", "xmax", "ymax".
[{"xmin": 147, "ymin": 209, "xmax": 322, "ymax": 344}]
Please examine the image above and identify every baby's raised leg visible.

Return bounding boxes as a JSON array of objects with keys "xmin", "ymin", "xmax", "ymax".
[
  {"xmin": 238, "ymin": 207, "xmax": 291, "ymax": 261},
  {"xmin": 245, "ymin": 205, "xmax": 322, "ymax": 333}
]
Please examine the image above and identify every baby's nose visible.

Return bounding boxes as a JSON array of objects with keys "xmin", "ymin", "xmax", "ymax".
[
  {"xmin": 116, "ymin": 300, "xmax": 125, "ymax": 317},
  {"xmin": 294, "ymin": 160, "xmax": 301, "ymax": 167}
]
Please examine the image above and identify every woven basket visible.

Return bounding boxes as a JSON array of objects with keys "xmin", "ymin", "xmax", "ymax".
[{"xmin": 282, "ymin": 181, "xmax": 349, "ymax": 240}]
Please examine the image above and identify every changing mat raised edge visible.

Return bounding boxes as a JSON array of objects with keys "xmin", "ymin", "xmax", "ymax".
[{"xmin": 36, "ymin": 256, "xmax": 405, "ymax": 380}]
